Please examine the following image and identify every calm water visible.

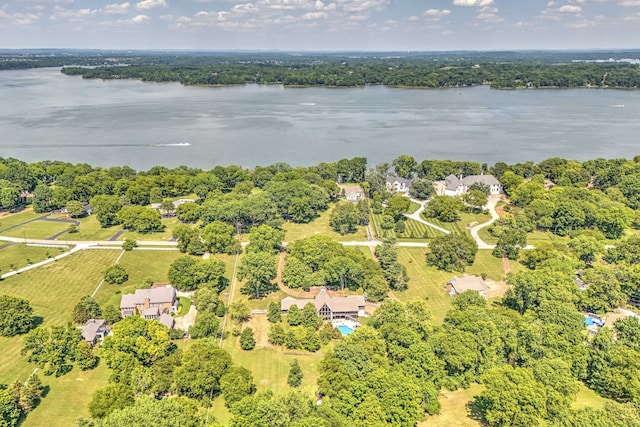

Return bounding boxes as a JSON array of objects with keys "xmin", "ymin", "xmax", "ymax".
[{"xmin": 1, "ymin": 67, "xmax": 639, "ymax": 170}]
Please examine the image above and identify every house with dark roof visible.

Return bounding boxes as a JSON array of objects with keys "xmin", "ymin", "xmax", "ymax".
[
  {"xmin": 385, "ymin": 176, "xmax": 413, "ymax": 193},
  {"xmin": 441, "ymin": 174, "xmax": 502, "ymax": 196},
  {"xmin": 81, "ymin": 319, "xmax": 109, "ymax": 346},
  {"xmin": 120, "ymin": 286, "xmax": 178, "ymax": 321},
  {"xmin": 446, "ymin": 276, "xmax": 490, "ymax": 298},
  {"xmin": 281, "ymin": 289, "xmax": 366, "ymax": 320}
]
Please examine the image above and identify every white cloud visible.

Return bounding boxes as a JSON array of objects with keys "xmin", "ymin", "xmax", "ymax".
[
  {"xmin": 136, "ymin": 0, "xmax": 168, "ymax": 11},
  {"xmin": 103, "ymin": 2, "xmax": 130, "ymax": 15},
  {"xmin": 159, "ymin": 14, "xmax": 173, "ymax": 20},
  {"xmin": 50, "ymin": 6, "xmax": 98, "ymax": 21},
  {"xmin": 302, "ymin": 10, "xmax": 327, "ymax": 18},
  {"xmin": 452, "ymin": 0, "xmax": 493, "ymax": 6},
  {"xmin": 424, "ymin": 8, "xmax": 451, "ymax": 16},
  {"xmin": 558, "ymin": 5, "xmax": 582, "ymax": 12},
  {"xmin": 337, "ymin": 0, "xmax": 389, "ymax": 13},
  {"xmin": 231, "ymin": 3, "xmax": 259, "ymax": 14},
  {"xmin": 131, "ymin": 13, "xmax": 150, "ymax": 22},
  {"xmin": 621, "ymin": 0, "xmax": 640, "ymax": 5}
]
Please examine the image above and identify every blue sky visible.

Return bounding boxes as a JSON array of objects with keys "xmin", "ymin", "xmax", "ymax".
[{"xmin": 1, "ymin": 0, "xmax": 640, "ymax": 50}]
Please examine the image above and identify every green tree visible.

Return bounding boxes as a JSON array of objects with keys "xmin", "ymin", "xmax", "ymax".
[
  {"xmin": 100, "ymin": 395, "xmax": 204, "ymax": 427},
  {"xmin": 246, "ymin": 224, "xmax": 284, "ymax": 255},
  {"xmin": 409, "ymin": 178, "xmax": 433, "ymax": 199},
  {"xmin": 287, "ymin": 359, "xmax": 303, "ymax": 387},
  {"xmin": 329, "ymin": 203, "xmax": 360, "ymax": 235},
  {"xmin": 0, "ymin": 389, "xmax": 20, "ymax": 427},
  {"xmin": 478, "ymin": 365, "xmax": 547, "ymax": 427},
  {"xmin": 385, "ymin": 195, "xmax": 411, "ymax": 219},
  {"xmin": 116, "ymin": 205, "xmax": 163, "ymax": 233},
  {"xmin": 287, "ymin": 305, "xmax": 302, "ymax": 326},
  {"xmin": 425, "ymin": 196, "xmax": 464, "ymax": 222},
  {"xmin": 173, "ymin": 341, "xmax": 232, "ymax": 400},
  {"xmin": 121, "ymin": 238, "xmax": 137, "ymax": 251},
  {"xmin": 21, "ymin": 325, "xmax": 84, "ymax": 376},
  {"xmin": 220, "ymin": 367, "xmax": 255, "ymax": 408},
  {"xmin": 18, "ymin": 372, "xmax": 44, "ymax": 413},
  {"xmin": 240, "ymin": 328, "xmax": 256, "ymax": 350},
  {"xmin": 229, "ymin": 301, "xmax": 250, "ymax": 323},
  {"xmin": 568, "ymin": 234, "xmax": 603, "ymax": 264},
  {"xmin": 202, "ymin": 221, "xmax": 238, "ymax": 254},
  {"xmin": 88, "ymin": 383, "xmax": 134, "ymax": 419},
  {"xmin": 32, "ymin": 184, "xmax": 55, "ymax": 213},
  {"xmin": 66, "ymin": 200, "xmax": 87, "ymax": 217},
  {"xmin": 392, "ymin": 154, "xmax": 417, "ymax": 179},
  {"xmin": 89, "ymin": 194, "xmax": 122, "ymax": 227},
  {"xmin": 281, "ymin": 256, "xmax": 313, "ymax": 289},
  {"xmin": 189, "ymin": 312, "xmax": 221, "ymax": 339},
  {"xmin": 427, "ymin": 233, "xmax": 478, "ymax": 272},
  {"xmin": 462, "ymin": 189, "xmax": 488, "ymax": 212},
  {"xmin": 238, "ymin": 252, "xmax": 277, "ymax": 299},
  {"xmin": 267, "ymin": 301, "xmax": 281, "ymax": 323},
  {"xmin": 324, "ymin": 256, "xmax": 363, "ymax": 291},
  {"xmin": 101, "ymin": 316, "xmax": 175, "ymax": 367},
  {"xmin": 0, "ymin": 294, "xmax": 34, "ymax": 336},
  {"xmin": 101, "ymin": 305, "xmax": 122, "ymax": 325},
  {"xmin": 72, "ymin": 295, "xmax": 102, "ymax": 324},
  {"xmin": 103, "ymin": 264, "xmax": 128, "ymax": 285},
  {"xmin": 193, "ymin": 288, "xmax": 220, "ymax": 313},
  {"xmin": 268, "ymin": 323, "xmax": 285, "ymax": 346}
]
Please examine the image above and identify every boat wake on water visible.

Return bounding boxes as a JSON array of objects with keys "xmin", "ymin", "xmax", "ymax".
[{"xmin": 155, "ymin": 142, "xmax": 192, "ymax": 147}]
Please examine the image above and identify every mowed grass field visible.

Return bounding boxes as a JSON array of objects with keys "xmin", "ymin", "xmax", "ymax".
[
  {"xmin": 371, "ymin": 212, "xmax": 442, "ymax": 240},
  {"xmin": 0, "ymin": 249, "xmax": 119, "ymax": 427},
  {"xmin": 421, "ymin": 211, "xmax": 491, "ymax": 236},
  {"xmin": 283, "ymin": 203, "xmax": 368, "ymax": 243},
  {"xmin": 422, "ymin": 383, "xmax": 483, "ymax": 427},
  {"xmin": 0, "ymin": 243, "xmax": 64, "ymax": 274},
  {"xmin": 2, "ymin": 219, "xmax": 71, "ymax": 240},
  {"xmin": 395, "ymin": 248, "xmax": 511, "ymax": 322},
  {"xmin": 0, "ymin": 209, "xmax": 42, "ymax": 232}
]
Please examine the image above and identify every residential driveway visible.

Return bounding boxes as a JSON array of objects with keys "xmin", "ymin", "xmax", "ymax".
[
  {"xmin": 174, "ymin": 304, "xmax": 197, "ymax": 332},
  {"xmin": 469, "ymin": 194, "xmax": 501, "ymax": 249},
  {"xmin": 403, "ymin": 198, "xmax": 451, "ymax": 235}
]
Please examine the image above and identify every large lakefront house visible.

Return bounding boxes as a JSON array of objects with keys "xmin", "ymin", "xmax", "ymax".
[
  {"xmin": 386, "ymin": 176, "xmax": 413, "ymax": 193},
  {"xmin": 120, "ymin": 286, "xmax": 178, "ymax": 328},
  {"xmin": 281, "ymin": 289, "xmax": 366, "ymax": 321},
  {"xmin": 438, "ymin": 174, "xmax": 502, "ymax": 196}
]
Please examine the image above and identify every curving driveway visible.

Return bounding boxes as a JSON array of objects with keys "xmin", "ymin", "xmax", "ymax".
[{"xmin": 469, "ymin": 194, "xmax": 501, "ymax": 249}]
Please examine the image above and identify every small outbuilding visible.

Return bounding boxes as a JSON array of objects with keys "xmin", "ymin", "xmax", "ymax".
[
  {"xmin": 81, "ymin": 319, "xmax": 109, "ymax": 346},
  {"xmin": 446, "ymin": 275, "xmax": 490, "ymax": 298}
]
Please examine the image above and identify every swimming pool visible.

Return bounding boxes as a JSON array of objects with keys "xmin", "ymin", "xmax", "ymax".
[{"xmin": 337, "ymin": 325, "xmax": 354, "ymax": 336}]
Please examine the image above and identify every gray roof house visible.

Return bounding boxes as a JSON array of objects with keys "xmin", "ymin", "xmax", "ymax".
[
  {"xmin": 81, "ymin": 319, "xmax": 109, "ymax": 346},
  {"xmin": 339, "ymin": 184, "xmax": 365, "ymax": 203},
  {"xmin": 446, "ymin": 276, "xmax": 490, "ymax": 298},
  {"xmin": 385, "ymin": 176, "xmax": 413, "ymax": 193},
  {"xmin": 120, "ymin": 286, "xmax": 178, "ymax": 321},
  {"xmin": 441, "ymin": 174, "xmax": 502, "ymax": 196},
  {"xmin": 281, "ymin": 289, "xmax": 366, "ymax": 320}
]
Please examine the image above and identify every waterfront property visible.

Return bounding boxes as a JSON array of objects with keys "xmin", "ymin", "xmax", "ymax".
[
  {"xmin": 446, "ymin": 275, "xmax": 490, "ymax": 298},
  {"xmin": 339, "ymin": 184, "xmax": 365, "ymax": 202},
  {"xmin": 81, "ymin": 319, "xmax": 109, "ymax": 346},
  {"xmin": 438, "ymin": 174, "xmax": 502, "ymax": 196},
  {"xmin": 281, "ymin": 288, "xmax": 366, "ymax": 321},
  {"xmin": 386, "ymin": 176, "xmax": 413, "ymax": 193},
  {"xmin": 120, "ymin": 285, "xmax": 179, "ymax": 320}
]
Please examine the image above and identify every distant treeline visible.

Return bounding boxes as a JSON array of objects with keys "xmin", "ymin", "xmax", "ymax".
[
  {"xmin": 61, "ymin": 60, "xmax": 640, "ymax": 89},
  {"xmin": 2, "ymin": 50, "xmax": 640, "ymax": 88}
]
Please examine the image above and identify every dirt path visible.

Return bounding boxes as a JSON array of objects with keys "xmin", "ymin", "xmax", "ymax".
[{"xmin": 502, "ymin": 256, "xmax": 511, "ymax": 275}]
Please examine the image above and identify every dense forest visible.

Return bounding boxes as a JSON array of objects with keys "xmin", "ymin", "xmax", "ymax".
[
  {"xmin": 1, "ymin": 153, "xmax": 640, "ymax": 426},
  {"xmin": 2, "ymin": 50, "xmax": 640, "ymax": 88}
]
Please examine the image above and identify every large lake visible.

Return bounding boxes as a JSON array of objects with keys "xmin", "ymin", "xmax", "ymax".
[{"xmin": 1, "ymin": 67, "xmax": 639, "ymax": 170}]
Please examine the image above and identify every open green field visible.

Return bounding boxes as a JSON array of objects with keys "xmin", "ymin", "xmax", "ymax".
[
  {"xmin": 422, "ymin": 383, "xmax": 483, "ymax": 427},
  {"xmin": 64, "ymin": 214, "xmax": 120, "ymax": 241},
  {"xmin": 0, "ymin": 243, "xmax": 65, "ymax": 274},
  {"xmin": 283, "ymin": 203, "xmax": 368, "ymax": 243},
  {"xmin": 371, "ymin": 213, "xmax": 443, "ymax": 240},
  {"xmin": 395, "ymin": 248, "xmax": 510, "ymax": 322},
  {"xmin": 22, "ymin": 364, "xmax": 110, "ymax": 427},
  {"xmin": 0, "ymin": 209, "xmax": 42, "ymax": 232},
  {"xmin": 2, "ymin": 219, "xmax": 71, "ymax": 240},
  {"xmin": 118, "ymin": 216, "xmax": 182, "ymax": 241},
  {"xmin": 572, "ymin": 382, "xmax": 611, "ymax": 410},
  {"xmin": 0, "ymin": 250, "xmax": 119, "ymax": 426},
  {"xmin": 421, "ymin": 211, "xmax": 491, "ymax": 236}
]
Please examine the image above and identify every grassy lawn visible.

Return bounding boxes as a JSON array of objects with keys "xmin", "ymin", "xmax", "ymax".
[
  {"xmin": 422, "ymin": 383, "xmax": 483, "ymax": 427},
  {"xmin": 66, "ymin": 215, "xmax": 120, "ymax": 241},
  {"xmin": 395, "ymin": 248, "xmax": 511, "ymax": 323},
  {"xmin": 572, "ymin": 382, "xmax": 611, "ymax": 410},
  {"xmin": 0, "ymin": 249, "xmax": 119, "ymax": 326},
  {"xmin": 0, "ymin": 209, "xmax": 42, "ymax": 232},
  {"xmin": 22, "ymin": 363, "xmax": 110, "ymax": 427},
  {"xmin": 118, "ymin": 217, "xmax": 182, "ymax": 241},
  {"xmin": 0, "ymin": 243, "xmax": 64, "ymax": 274},
  {"xmin": 371, "ymin": 213, "xmax": 443, "ymax": 240},
  {"xmin": 407, "ymin": 200, "xmax": 421, "ymax": 214},
  {"xmin": 177, "ymin": 297, "xmax": 191, "ymax": 316},
  {"xmin": 2, "ymin": 219, "xmax": 71, "ymax": 240},
  {"xmin": 477, "ymin": 227, "xmax": 498, "ymax": 245},
  {"xmin": 421, "ymin": 211, "xmax": 491, "ymax": 236},
  {"xmin": 283, "ymin": 203, "xmax": 368, "ymax": 243}
]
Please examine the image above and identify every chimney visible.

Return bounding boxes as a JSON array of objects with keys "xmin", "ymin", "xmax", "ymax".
[{"xmin": 144, "ymin": 297, "xmax": 150, "ymax": 309}]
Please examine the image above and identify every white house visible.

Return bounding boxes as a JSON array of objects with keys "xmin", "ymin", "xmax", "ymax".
[
  {"xmin": 385, "ymin": 176, "xmax": 413, "ymax": 193},
  {"xmin": 338, "ymin": 184, "xmax": 365, "ymax": 203},
  {"xmin": 442, "ymin": 174, "xmax": 502, "ymax": 196}
]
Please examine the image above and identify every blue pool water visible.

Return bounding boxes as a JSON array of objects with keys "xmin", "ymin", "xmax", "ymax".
[
  {"xmin": 584, "ymin": 317, "xmax": 596, "ymax": 327},
  {"xmin": 337, "ymin": 325, "xmax": 354, "ymax": 336}
]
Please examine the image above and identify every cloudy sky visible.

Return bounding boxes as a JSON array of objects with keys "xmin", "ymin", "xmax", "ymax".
[{"xmin": 1, "ymin": 0, "xmax": 640, "ymax": 50}]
